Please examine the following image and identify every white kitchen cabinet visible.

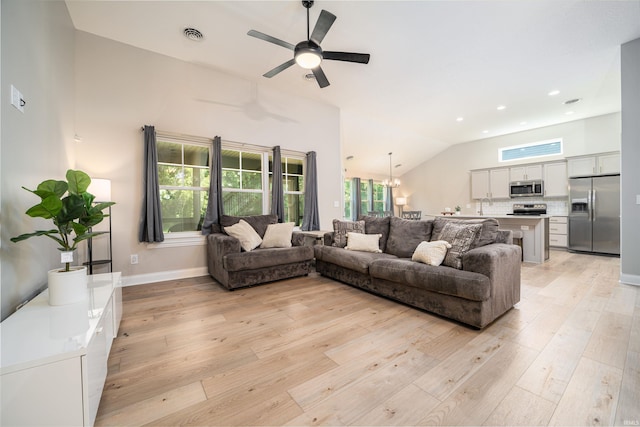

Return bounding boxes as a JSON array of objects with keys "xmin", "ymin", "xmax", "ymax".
[
  {"xmin": 510, "ymin": 164, "xmax": 543, "ymax": 181},
  {"xmin": 567, "ymin": 152, "xmax": 620, "ymax": 177},
  {"xmin": 549, "ymin": 216, "xmax": 568, "ymax": 248},
  {"xmin": 1, "ymin": 273, "xmax": 122, "ymax": 427},
  {"xmin": 471, "ymin": 168, "xmax": 509, "ymax": 199},
  {"xmin": 543, "ymin": 161, "xmax": 568, "ymax": 197}
]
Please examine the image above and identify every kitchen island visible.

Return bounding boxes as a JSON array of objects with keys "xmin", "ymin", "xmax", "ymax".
[{"xmin": 430, "ymin": 214, "xmax": 550, "ymax": 264}]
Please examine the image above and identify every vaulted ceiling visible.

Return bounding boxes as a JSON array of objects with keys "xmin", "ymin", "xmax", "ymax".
[{"xmin": 65, "ymin": 0, "xmax": 640, "ymax": 176}]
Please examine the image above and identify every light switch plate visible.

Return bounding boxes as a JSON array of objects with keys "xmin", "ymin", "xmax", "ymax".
[{"xmin": 10, "ymin": 85, "xmax": 25, "ymax": 113}]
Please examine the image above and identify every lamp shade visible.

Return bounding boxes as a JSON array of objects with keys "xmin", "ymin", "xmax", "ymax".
[
  {"xmin": 89, "ymin": 178, "xmax": 111, "ymax": 202},
  {"xmin": 396, "ymin": 197, "xmax": 407, "ymax": 206}
]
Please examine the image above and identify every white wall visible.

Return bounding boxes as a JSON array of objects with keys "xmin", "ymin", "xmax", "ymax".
[
  {"xmin": 1, "ymin": 0, "xmax": 76, "ymax": 320},
  {"xmin": 398, "ymin": 113, "xmax": 621, "ymax": 216},
  {"xmin": 621, "ymin": 38, "xmax": 640, "ymax": 286},
  {"xmin": 74, "ymin": 32, "xmax": 342, "ymax": 281}
]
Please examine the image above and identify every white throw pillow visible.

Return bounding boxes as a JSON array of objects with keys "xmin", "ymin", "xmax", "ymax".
[
  {"xmin": 345, "ymin": 232, "xmax": 382, "ymax": 253},
  {"xmin": 260, "ymin": 222, "xmax": 295, "ymax": 248},
  {"xmin": 224, "ymin": 219, "xmax": 262, "ymax": 252},
  {"xmin": 412, "ymin": 240, "xmax": 452, "ymax": 266}
]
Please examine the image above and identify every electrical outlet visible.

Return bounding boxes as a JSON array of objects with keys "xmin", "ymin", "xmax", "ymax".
[{"xmin": 130, "ymin": 254, "xmax": 138, "ymax": 264}]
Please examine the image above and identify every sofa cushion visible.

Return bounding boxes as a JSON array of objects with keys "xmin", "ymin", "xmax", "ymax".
[
  {"xmin": 224, "ymin": 246, "xmax": 314, "ymax": 272},
  {"xmin": 332, "ymin": 219, "xmax": 365, "ymax": 248},
  {"xmin": 432, "ymin": 217, "xmax": 499, "ymax": 249},
  {"xmin": 220, "ymin": 214, "xmax": 277, "ymax": 239},
  {"xmin": 223, "ymin": 220, "xmax": 263, "ymax": 252},
  {"xmin": 314, "ymin": 245, "xmax": 396, "ymax": 275},
  {"xmin": 369, "ymin": 258, "xmax": 491, "ymax": 302},
  {"xmin": 346, "ymin": 232, "xmax": 382, "ymax": 253},
  {"xmin": 438, "ymin": 222, "xmax": 483, "ymax": 269},
  {"xmin": 385, "ymin": 217, "xmax": 433, "ymax": 258},
  {"xmin": 359, "ymin": 215, "xmax": 391, "ymax": 252},
  {"xmin": 260, "ymin": 222, "xmax": 294, "ymax": 248},
  {"xmin": 412, "ymin": 240, "xmax": 452, "ymax": 266}
]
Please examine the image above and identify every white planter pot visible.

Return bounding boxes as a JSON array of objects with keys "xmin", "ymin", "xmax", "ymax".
[{"xmin": 47, "ymin": 266, "xmax": 88, "ymax": 306}]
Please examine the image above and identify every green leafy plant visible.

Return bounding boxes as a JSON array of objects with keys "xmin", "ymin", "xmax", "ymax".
[
  {"xmin": 11, "ymin": 169, "xmax": 115, "ymax": 272},
  {"xmin": 455, "ymin": 205, "xmax": 461, "ymax": 212}
]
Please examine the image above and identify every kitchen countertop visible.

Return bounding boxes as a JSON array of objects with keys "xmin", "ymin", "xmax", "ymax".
[{"xmin": 429, "ymin": 213, "xmax": 551, "ymax": 219}]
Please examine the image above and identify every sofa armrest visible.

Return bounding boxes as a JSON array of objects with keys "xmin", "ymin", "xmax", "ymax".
[
  {"xmin": 323, "ymin": 231, "xmax": 335, "ymax": 246},
  {"xmin": 292, "ymin": 231, "xmax": 305, "ymax": 247},
  {"xmin": 495, "ymin": 230, "xmax": 513, "ymax": 244},
  {"xmin": 207, "ymin": 233, "xmax": 241, "ymax": 286},
  {"xmin": 462, "ymin": 243, "xmax": 521, "ymax": 299}
]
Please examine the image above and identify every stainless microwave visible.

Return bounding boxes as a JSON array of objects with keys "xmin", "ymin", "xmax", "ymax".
[{"xmin": 509, "ymin": 180, "xmax": 544, "ymax": 198}]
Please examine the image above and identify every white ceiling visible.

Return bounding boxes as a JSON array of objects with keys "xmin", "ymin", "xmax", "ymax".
[{"xmin": 65, "ymin": 0, "xmax": 640, "ymax": 177}]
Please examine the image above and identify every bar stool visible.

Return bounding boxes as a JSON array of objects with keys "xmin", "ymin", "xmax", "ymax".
[{"xmin": 511, "ymin": 230, "xmax": 524, "ymax": 261}]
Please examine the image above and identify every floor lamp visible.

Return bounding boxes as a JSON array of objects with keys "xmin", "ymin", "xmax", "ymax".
[{"xmin": 396, "ymin": 197, "xmax": 406, "ymax": 217}]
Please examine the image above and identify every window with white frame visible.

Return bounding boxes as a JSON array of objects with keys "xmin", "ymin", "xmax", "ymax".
[
  {"xmin": 499, "ymin": 139, "xmax": 563, "ymax": 162},
  {"xmin": 222, "ymin": 149, "xmax": 264, "ymax": 216},
  {"xmin": 157, "ymin": 137, "xmax": 210, "ymax": 233},
  {"xmin": 270, "ymin": 155, "xmax": 305, "ymax": 226}
]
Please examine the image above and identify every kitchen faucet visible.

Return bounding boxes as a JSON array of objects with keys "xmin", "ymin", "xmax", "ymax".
[{"xmin": 479, "ymin": 197, "xmax": 492, "ymax": 216}]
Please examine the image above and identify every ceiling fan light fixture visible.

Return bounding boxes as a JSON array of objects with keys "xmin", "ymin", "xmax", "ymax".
[{"xmin": 294, "ymin": 41, "xmax": 322, "ymax": 69}]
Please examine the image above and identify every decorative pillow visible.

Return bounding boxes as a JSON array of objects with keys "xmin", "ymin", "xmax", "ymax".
[
  {"xmin": 332, "ymin": 219, "xmax": 365, "ymax": 248},
  {"xmin": 438, "ymin": 222, "xmax": 483, "ymax": 269},
  {"xmin": 412, "ymin": 240, "xmax": 452, "ymax": 266},
  {"xmin": 220, "ymin": 214, "xmax": 277, "ymax": 239},
  {"xmin": 385, "ymin": 216, "xmax": 433, "ymax": 258},
  {"xmin": 223, "ymin": 219, "xmax": 262, "ymax": 252},
  {"xmin": 260, "ymin": 222, "xmax": 295, "ymax": 248},
  {"xmin": 432, "ymin": 217, "xmax": 499, "ymax": 249},
  {"xmin": 359, "ymin": 215, "xmax": 391, "ymax": 252},
  {"xmin": 345, "ymin": 232, "xmax": 382, "ymax": 253}
]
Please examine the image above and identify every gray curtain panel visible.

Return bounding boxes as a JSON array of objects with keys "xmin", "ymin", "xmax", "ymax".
[
  {"xmin": 202, "ymin": 136, "xmax": 224, "ymax": 235},
  {"xmin": 302, "ymin": 151, "xmax": 320, "ymax": 231},
  {"xmin": 385, "ymin": 186, "xmax": 395, "ymax": 214},
  {"xmin": 271, "ymin": 145, "xmax": 285, "ymax": 223},
  {"xmin": 138, "ymin": 125, "xmax": 164, "ymax": 242},
  {"xmin": 351, "ymin": 177, "xmax": 362, "ymax": 221},
  {"xmin": 367, "ymin": 178, "xmax": 374, "ymax": 212}
]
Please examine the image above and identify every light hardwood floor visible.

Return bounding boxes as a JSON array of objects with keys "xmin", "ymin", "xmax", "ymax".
[{"xmin": 96, "ymin": 250, "xmax": 640, "ymax": 426}]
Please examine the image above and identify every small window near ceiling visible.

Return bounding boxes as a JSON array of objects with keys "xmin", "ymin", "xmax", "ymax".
[{"xmin": 499, "ymin": 139, "xmax": 563, "ymax": 162}]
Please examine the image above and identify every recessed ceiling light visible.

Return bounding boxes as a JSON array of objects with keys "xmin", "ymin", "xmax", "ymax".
[
  {"xmin": 565, "ymin": 111, "xmax": 575, "ymax": 115},
  {"xmin": 183, "ymin": 27, "xmax": 204, "ymax": 41},
  {"xmin": 564, "ymin": 98, "xmax": 581, "ymax": 105},
  {"xmin": 456, "ymin": 117, "xmax": 464, "ymax": 122},
  {"xmin": 497, "ymin": 105, "xmax": 506, "ymax": 111},
  {"xmin": 482, "ymin": 130, "xmax": 489, "ymax": 134},
  {"xmin": 548, "ymin": 90, "xmax": 560, "ymax": 96}
]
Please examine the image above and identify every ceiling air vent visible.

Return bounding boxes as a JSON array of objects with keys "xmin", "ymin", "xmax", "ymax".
[{"xmin": 183, "ymin": 28, "xmax": 204, "ymax": 41}]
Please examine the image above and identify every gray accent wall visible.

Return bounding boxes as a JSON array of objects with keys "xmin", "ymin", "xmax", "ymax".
[
  {"xmin": 621, "ymin": 38, "xmax": 640, "ymax": 286},
  {"xmin": 1, "ymin": 0, "xmax": 76, "ymax": 320}
]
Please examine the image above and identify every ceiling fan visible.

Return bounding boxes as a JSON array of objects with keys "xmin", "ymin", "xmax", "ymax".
[{"xmin": 247, "ymin": 0, "xmax": 370, "ymax": 88}]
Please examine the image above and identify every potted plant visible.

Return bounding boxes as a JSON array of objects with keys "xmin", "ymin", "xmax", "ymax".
[
  {"xmin": 455, "ymin": 205, "xmax": 462, "ymax": 215},
  {"xmin": 11, "ymin": 170, "xmax": 115, "ymax": 305}
]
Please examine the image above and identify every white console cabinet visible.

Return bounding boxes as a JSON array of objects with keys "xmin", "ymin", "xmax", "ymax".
[{"xmin": 1, "ymin": 273, "xmax": 122, "ymax": 427}]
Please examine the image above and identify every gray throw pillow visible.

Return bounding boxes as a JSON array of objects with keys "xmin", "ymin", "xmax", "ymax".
[
  {"xmin": 439, "ymin": 222, "xmax": 483, "ymax": 269},
  {"xmin": 385, "ymin": 216, "xmax": 433, "ymax": 258},
  {"xmin": 359, "ymin": 215, "xmax": 391, "ymax": 252},
  {"xmin": 332, "ymin": 219, "xmax": 365, "ymax": 248},
  {"xmin": 432, "ymin": 217, "xmax": 499, "ymax": 249}
]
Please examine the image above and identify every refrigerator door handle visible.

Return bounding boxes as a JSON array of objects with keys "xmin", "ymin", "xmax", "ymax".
[
  {"xmin": 587, "ymin": 190, "xmax": 592, "ymax": 221},
  {"xmin": 592, "ymin": 189, "xmax": 596, "ymax": 221}
]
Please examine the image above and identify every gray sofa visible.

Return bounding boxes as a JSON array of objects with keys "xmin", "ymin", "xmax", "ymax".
[
  {"xmin": 314, "ymin": 216, "xmax": 521, "ymax": 329},
  {"xmin": 206, "ymin": 214, "xmax": 314, "ymax": 290}
]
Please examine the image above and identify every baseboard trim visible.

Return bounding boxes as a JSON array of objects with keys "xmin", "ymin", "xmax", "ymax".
[
  {"xmin": 620, "ymin": 273, "xmax": 640, "ymax": 287},
  {"xmin": 122, "ymin": 267, "xmax": 209, "ymax": 287}
]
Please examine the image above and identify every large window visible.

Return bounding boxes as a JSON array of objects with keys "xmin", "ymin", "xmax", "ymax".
[
  {"xmin": 157, "ymin": 138, "xmax": 210, "ymax": 233},
  {"xmin": 343, "ymin": 179, "xmax": 386, "ymax": 218},
  {"xmin": 157, "ymin": 135, "xmax": 305, "ymax": 235}
]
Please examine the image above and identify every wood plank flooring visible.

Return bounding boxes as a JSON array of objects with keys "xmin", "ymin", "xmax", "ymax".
[{"xmin": 96, "ymin": 250, "xmax": 640, "ymax": 426}]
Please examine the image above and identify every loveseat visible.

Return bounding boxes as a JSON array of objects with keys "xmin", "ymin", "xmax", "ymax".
[
  {"xmin": 206, "ymin": 214, "xmax": 314, "ymax": 290},
  {"xmin": 314, "ymin": 216, "xmax": 521, "ymax": 328}
]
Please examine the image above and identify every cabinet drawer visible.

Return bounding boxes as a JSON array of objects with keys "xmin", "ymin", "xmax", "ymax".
[
  {"xmin": 550, "ymin": 234, "xmax": 568, "ymax": 247},
  {"xmin": 549, "ymin": 223, "xmax": 567, "ymax": 234},
  {"xmin": 550, "ymin": 216, "xmax": 567, "ymax": 224}
]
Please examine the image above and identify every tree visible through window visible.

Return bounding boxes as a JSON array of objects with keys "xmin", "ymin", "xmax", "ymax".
[
  {"xmin": 222, "ymin": 149, "xmax": 263, "ymax": 216},
  {"xmin": 270, "ymin": 156, "xmax": 304, "ymax": 226}
]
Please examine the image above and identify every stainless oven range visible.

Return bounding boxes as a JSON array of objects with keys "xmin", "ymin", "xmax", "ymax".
[{"xmin": 508, "ymin": 203, "xmax": 547, "ymax": 216}]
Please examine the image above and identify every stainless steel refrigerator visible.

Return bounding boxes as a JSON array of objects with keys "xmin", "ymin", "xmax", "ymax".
[{"xmin": 568, "ymin": 175, "xmax": 620, "ymax": 255}]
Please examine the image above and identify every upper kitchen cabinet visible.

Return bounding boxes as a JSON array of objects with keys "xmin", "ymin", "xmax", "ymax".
[
  {"xmin": 471, "ymin": 168, "xmax": 510, "ymax": 199},
  {"xmin": 543, "ymin": 161, "xmax": 568, "ymax": 197},
  {"xmin": 510, "ymin": 164, "xmax": 543, "ymax": 181},
  {"xmin": 567, "ymin": 152, "xmax": 620, "ymax": 177}
]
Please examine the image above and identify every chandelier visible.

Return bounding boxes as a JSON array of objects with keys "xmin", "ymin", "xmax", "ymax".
[{"xmin": 382, "ymin": 152, "xmax": 400, "ymax": 188}]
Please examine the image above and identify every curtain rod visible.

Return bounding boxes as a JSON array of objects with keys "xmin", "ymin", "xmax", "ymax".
[{"xmin": 140, "ymin": 126, "xmax": 306, "ymax": 156}]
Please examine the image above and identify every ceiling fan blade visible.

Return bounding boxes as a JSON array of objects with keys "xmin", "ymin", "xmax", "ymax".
[
  {"xmin": 247, "ymin": 30, "xmax": 295, "ymax": 51},
  {"xmin": 263, "ymin": 59, "xmax": 296, "ymax": 78},
  {"xmin": 312, "ymin": 66, "xmax": 330, "ymax": 88},
  {"xmin": 323, "ymin": 51, "xmax": 370, "ymax": 64},
  {"xmin": 310, "ymin": 10, "xmax": 336, "ymax": 45}
]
